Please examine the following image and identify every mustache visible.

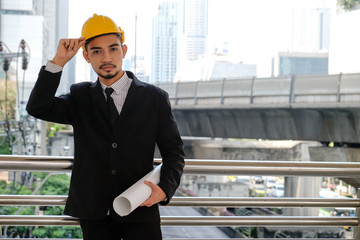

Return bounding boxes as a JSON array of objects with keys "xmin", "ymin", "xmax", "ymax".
[{"xmin": 100, "ymin": 63, "xmax": 116, "ymax": 69}]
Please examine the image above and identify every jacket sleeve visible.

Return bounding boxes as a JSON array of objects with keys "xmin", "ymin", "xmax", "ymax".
[
  {"xmin": 26, "ymin": 67, "xmax": 73, "ymax": 125},
  {"xmin": 156, "ymin": 90, "xmax": 185, "ymax": 205}
]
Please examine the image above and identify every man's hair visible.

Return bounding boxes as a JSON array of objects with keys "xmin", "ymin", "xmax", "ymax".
[{"xmin": 84, "ymin": 33, "xmax": 123, "ymax": 50}]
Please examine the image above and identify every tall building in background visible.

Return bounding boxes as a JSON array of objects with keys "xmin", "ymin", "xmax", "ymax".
[
  {"xmin": 290, "ymin": 2, "xmax": 331, "ymax": 52},
  {"xmin": 183, "ymin": 0, "xmax": 208, "ymax": 60},
  {"xmin": 1, "ymin": 0, "xmax": 44, "ymax": 118},
  {"xmin": 174, "ymin": 0, "xmax": 212, "ymax": 82},
  {"xmin": 47, "ymin": 0, "xmax": 72, "ymax": 95},
  {"xmin": 273, "ymin": 0, "xmax": 334, "ymax": 76},
  {"xmin": 0, "ymin": 0, "xmax": 69, "ymax": 114},
  {"xmin": 329, "ymin": 5, "xmax": 360, "ymax": 74},
  {"xmin": 276, "ymin": 52, "xmax": 328, "ymax": 76},
  {"xmin": 175, "ymin": 46, "xmax": 257, "ymax": 82},
  {"xmin": 151, "ymin": 1, "xmax": 180, "ymax": 83}
]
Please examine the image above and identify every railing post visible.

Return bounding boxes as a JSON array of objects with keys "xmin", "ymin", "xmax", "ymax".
[
  {"xmin": 354, "ymin": 188, "xmax": 360, "ymax": 239},
  {"xmin": 220, "ymin": 78, "xmax": 225, "ymax": 104},
  {"xmin": 250, "ymin": 76, "xmax": 255, "ymax": 104},
  {"xmin": 336, "ymin": 72, "xmax": 342, "ymax": 102},
  {"xmin": 174, "ymin": 81, "xmax": 180, "ymax": 105},
  {"xmin": 289, "ymin": 74, "xmax": 296, "ymax": 103},
  {"xmin": 194, "ymin": 81, "xmax": 199, "ymax": 105}
]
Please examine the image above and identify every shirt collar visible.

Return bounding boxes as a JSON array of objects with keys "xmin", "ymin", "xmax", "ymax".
[{"xmin": 100, "ymin": 71, "xmax": 131, "ymax": 94}]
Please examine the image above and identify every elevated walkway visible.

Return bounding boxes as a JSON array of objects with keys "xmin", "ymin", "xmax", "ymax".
[{"xmin": 158, "ymin": 73, "xmax": 360, "ymax": 143}]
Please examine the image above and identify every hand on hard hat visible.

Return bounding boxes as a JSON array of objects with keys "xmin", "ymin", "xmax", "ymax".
[{"xmin": 52, "ymin": 37, "xmax": 86, "ymax": 67}]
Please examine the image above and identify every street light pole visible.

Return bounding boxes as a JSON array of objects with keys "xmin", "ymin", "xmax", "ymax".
[{"xmin": 134, "ymin": 13, "xmax": 137, "ymax": 74}]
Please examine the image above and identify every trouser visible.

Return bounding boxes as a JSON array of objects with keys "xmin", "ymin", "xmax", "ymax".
[{"xmin": 80, "ymin": 216, "xmax": 162, "ymax": 240}]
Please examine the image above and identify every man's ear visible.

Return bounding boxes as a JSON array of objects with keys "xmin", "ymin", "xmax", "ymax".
[
  {"xmin": 122, "ymin": 44, "xmax": 128, "ymax": 58},
  {"xmin": 83, "ymin": 50, "xmax": 90, "ymax": 63}
]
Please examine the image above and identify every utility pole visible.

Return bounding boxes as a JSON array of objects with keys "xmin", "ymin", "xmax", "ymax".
[
  {"xmin": 0, "ymin": 39, "xmax": 31, "ymax": 155},
  {"xmin": 0, "ymin": 0, "xmax": 2, "ymax": 41},
  {"xmin": 134, "ymin": 13, "xmax": 137, "ymax": 74}
]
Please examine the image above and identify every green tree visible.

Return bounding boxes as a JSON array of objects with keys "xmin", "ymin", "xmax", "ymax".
[
  {"xmin": 0, "ymin": 78, "xmax": 17, "ymax": 154},
  {"xmin": 338, "ymin": 0, "xmax": 360, "ymax": 10},
  {"xmin": 0, "ymin": 137, "xmax": 11, "ymax": 154},
  {"xmin": 47, "ymin": 122, "xmax": 71, "ymax": 138},
  {"xmin": 0, "ymin": 79, "xmax": 17, "ymax": 121},
  {"xmin": 0, "ymin": 173, "xmax": 82, "ymax": 238}
]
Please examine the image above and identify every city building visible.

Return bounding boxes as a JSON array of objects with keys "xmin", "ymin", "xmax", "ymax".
[
  {"xmin": 124, "ymin": 56, "xmax": 149, "ymax": 82},
  {"xmin": 273, "ymin": 51, "xmax": 328, "ymax": 76},
  {"xmin": 182, "ymin": 0, "xmax": 208, "ymax": 60},
  {"xmin": 0, "ymin": 0, "xmax": 70, "ymax": 117},
  {"xmin": 175, "ymin": 53, "xmax": 257, "ymax": 82},
  {"xmin": 272, "ymin": 0, "xmax": 334, "ymax": 76},
  {"xmin": 1, "ymin": 0, "xmax": 44, "ymax": 118},
  {"xmin": 329, "ymin": 6, "xmax": 360, "ymax": 74},
  {"xmin": 289, "ymin": 1, "xmax": 332, "ymax": 52},
  {"xmin": 151, "ymin": 1, "xmax": 180, "ymax": 83},
  {"xmin": 41, "ymin": 0, "xmax": 71, "ymax": 95}
]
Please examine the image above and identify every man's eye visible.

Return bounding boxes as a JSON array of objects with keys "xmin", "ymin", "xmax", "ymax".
[
  {"xmin": 110, "ymin": 48, "xmax": 118, "ymax": 52},
  {"xmin": 93, "ymin": 50, "xmax": 101, "ymax": 54}
]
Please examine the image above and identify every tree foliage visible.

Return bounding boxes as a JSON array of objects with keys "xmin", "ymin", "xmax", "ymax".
[
  {"xmin": 338, "ymin": 0, "xmax": 360, "ymax": 10},
  {"xmin": 47, "ymin": 122, "xmax": 71, "ymax": 138},
  {"xmin": 0, "ymin": 79, "xmax": 17, "ymax": 121},
  {"xmin": 0, "ymin": 137, "xmax": 11, "ymax": 154},
  {"xmin": 0, "ymin": 173, "xmax": 82, "ymax": 238}
]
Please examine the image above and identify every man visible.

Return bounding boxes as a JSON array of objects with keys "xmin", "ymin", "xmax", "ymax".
[{"xmin": 26, "ymin": 14, "xmax": 185, "ymax": 240}]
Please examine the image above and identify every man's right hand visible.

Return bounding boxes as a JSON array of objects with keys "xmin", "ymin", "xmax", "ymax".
[{"xmin": 51, "ymin": 37, "xmax": 86, "ymax": 67}]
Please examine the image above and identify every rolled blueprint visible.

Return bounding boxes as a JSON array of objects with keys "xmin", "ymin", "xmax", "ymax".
[{"xmin": 113, "ymin": 164, "xmax": 162, "ymax": 216}]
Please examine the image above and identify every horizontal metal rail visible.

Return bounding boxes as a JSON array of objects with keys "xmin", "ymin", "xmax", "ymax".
[
  {"xmin": 170, "ymin": 197, "xmax": 360, "ymax": 208},
  {"xmin": 0, "ymin": 195, "xmax": 67, "ymax": 206},
  {"xmin": 155, "ymin": 239, "xmax": 355, "ymax": 240},
  {"xmin": 0, "ymin": 155, "xmax": 358, "ymax": 239},
  {"xmin": 1, "ymin": 155, "xmax": 360, "ymax": 177},
  {"xmin": 0, "ymin": 239, "xmax": 352, "ymax": 240},
  {"xmin": 0, "ymin": 239, "xmax": 81, "ymax": 240},
  {"xmin": 158, "ymin": 239, "xmax": 355, "ymax": 240},
  {"xmin": 1, "ymin": 195, "xmax": 359, "ymax": 208},
  {"xmin": 0, "ymin": 215, "xmax": 357, "ymax": 227},
  {"xmin": 0, "ymin": 52, "xmax": 29, "ymax": 59}
]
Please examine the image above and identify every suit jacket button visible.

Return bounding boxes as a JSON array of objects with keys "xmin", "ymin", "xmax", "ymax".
[
  {"xmin": 111, "ymin": 169, "xmax": 117, "ymax": 175},
  {"xmin": 112, "ymin": 143, "xmax": 117, "ymax": 148}
]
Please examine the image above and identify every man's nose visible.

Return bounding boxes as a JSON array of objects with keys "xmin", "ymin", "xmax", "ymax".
[{"xmin": 102, "ymin": 50, "xmax": 112, "ymax": 62}]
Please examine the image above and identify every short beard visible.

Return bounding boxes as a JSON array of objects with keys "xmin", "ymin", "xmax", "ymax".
[{"xmin": 98, "ymin": 70, "xmax": 120, "ymax": 80}]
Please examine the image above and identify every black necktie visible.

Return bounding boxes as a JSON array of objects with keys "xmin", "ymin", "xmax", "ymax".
[{"xmin": 105, "ymin": 87, "xmax": 118, "ymax": 126}]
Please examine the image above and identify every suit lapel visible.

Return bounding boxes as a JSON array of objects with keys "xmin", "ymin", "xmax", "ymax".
[
  {"xmin": 117, "ymin": 72, "xmax": 146, "ymax": 122},
  {"xmin": 90, "ymin": 80, "xmax": 110, "ymax": 123}
]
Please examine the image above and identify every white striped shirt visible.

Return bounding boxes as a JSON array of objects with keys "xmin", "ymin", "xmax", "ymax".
[
  {"xmin": 45, "ymin": 60, "xmax": 63, "ymax": 73},
  {"xmin": 100, "ymin": 72, "xmax": 132, "ymax": 115}
]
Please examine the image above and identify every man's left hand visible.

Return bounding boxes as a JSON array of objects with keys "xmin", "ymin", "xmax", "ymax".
[{"xmin": 140, "ymin": 180, "xmax": 167, "ymax": 207}]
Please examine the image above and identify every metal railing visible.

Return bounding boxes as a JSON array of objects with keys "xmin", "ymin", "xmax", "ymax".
[
  {"xmin": 157, "ymin": 72, "xmax": 360, "ymax": 107},
  {"xmin": 1, "ymin": 195, "xmax": 359, "ymax": 208},
  {"xmin": 0, "ymin": 239, "xmax": 352, "ymax": 240},
  {"xmin": 0, "ymin": 154, "xmax": 359, "ymax": 239}
]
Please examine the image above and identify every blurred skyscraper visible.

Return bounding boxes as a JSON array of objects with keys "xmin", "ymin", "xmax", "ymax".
[
  {"xmin": 273, "ymin": 0, "xmax": 333, "ymax": 76},
  {"xmin": 182, "ymin": 0, "xmax": 208, "ymax": 60},
  {"xmin": 42, "ymin": 0, "xmax": 72, "ymax": 95},
  {"xmin": 151, "ymin": 1, "xmax": 180, "ymax": 83},
  {"xmin": 290, "ymin": 1, "xmax": 331, "ymax": 51}
]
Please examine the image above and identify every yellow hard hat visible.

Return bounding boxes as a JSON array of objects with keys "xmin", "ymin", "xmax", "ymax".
[{"xmin": 81, "ymin": 13, "xmax": 125, "ymax": 45}]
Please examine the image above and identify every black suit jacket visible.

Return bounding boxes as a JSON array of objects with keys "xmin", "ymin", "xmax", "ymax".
[{"xmin": 26, "ymin": 67, "xmax": 185, "ymax": 223}]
